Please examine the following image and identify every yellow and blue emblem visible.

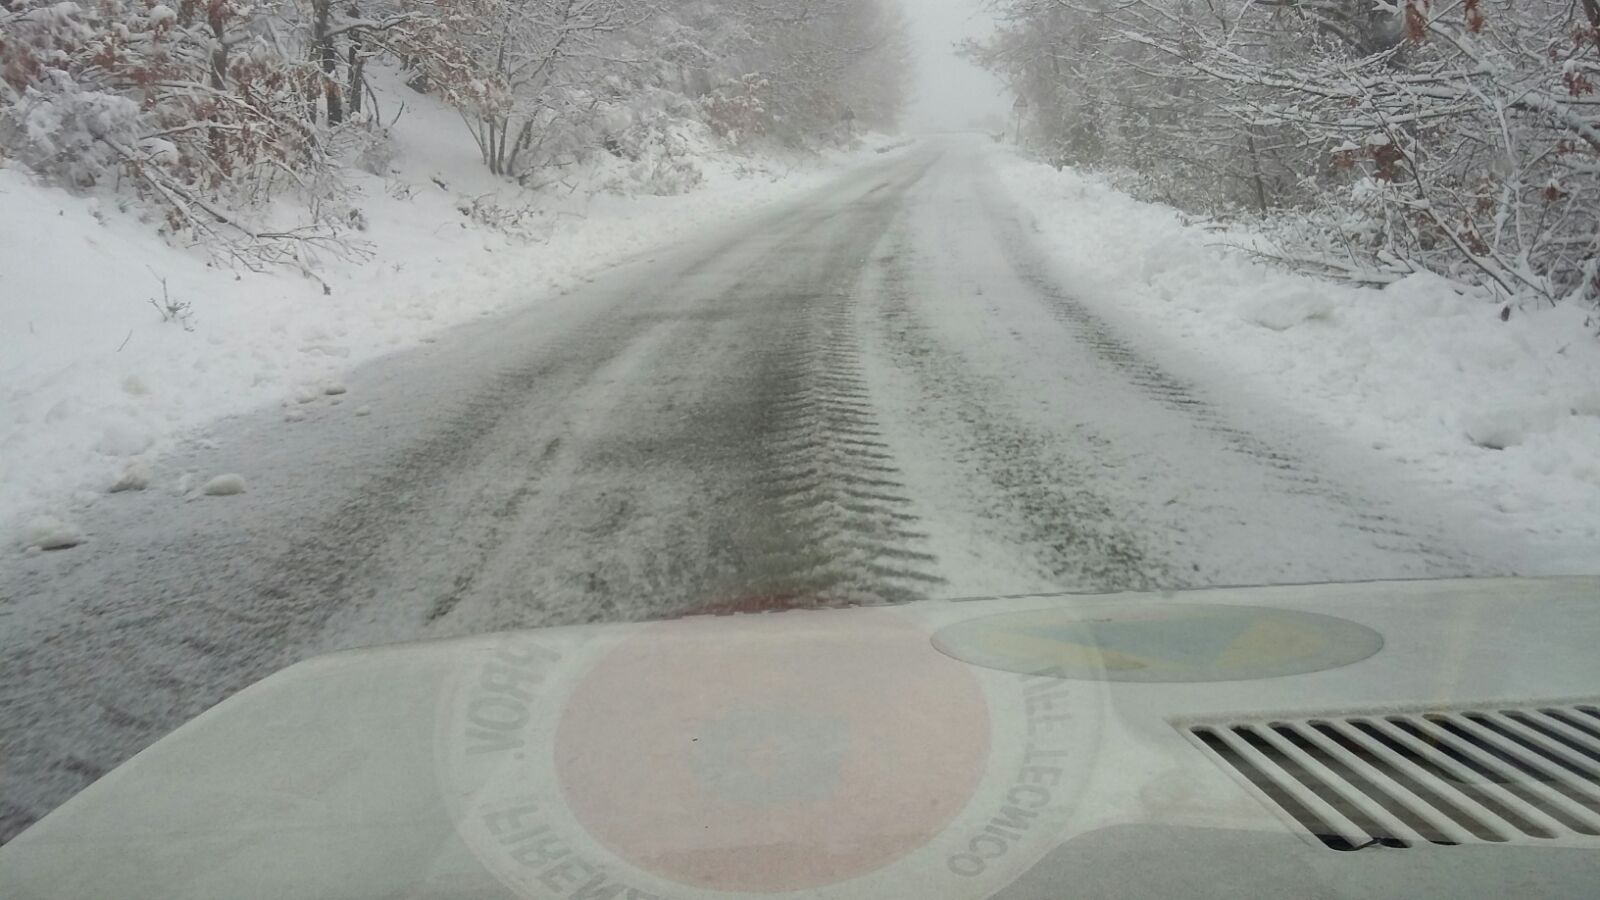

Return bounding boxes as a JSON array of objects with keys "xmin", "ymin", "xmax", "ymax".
[{"xmin": 932, "ymin": 603, "xmax": 1383, "ymax": 682}]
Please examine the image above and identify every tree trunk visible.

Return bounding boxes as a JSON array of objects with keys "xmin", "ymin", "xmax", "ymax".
[
  {"xmin": 346, "ymin": 3, "xmax": 364, "ymax": 118},
  {"xmin": 505, "ymin": 118, "xmax": 536, "ymax": 175},
  {"xmin": 484, "ymin": 119, "xmax": 502, "ymax": 174},
  {"xmin": 207, "ymin": 11, "xmax": 227, "ymax": 90},
  {"xmin": 1246, "ymin": 132, "xmax": 1269, "ymax": 213},
  {"xmin": 313, "ymin": 0, "xmax": 343, "ymax": 125},
  {"xmin": 206, "ymin": 10, "xmax": 228, "ymax": 168}
]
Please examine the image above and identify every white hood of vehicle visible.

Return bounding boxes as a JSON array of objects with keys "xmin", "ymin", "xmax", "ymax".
[{"xmin": 2, "ymin": 577, "xmax": 1598, "ymax": 899}]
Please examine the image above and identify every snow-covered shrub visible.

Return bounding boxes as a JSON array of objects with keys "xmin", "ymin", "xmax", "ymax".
[
  {"xmin": 8, "ymin": 74, "xmax": 141, "ymax": 188},
  {"xmin": 593, "ymin": 95, "xmax": 709, "ymax": 196},
  {"xmin": 630, "ymin": 151, "xmax": 704, "ymax": 196},
  {"xmin": 702, "ymin": 75, "xmax": 773, "ymax": 147},
  {"xmin": 352, "ymin": 127, "xmax": 398, "ymax": 177},
  {"xmin": 1, "ymin": 0, "xmax": 353, "ymax": 269},
  {"xmin": 390, "ymin": 0, "xmax": 633, "ymax": 179},
  {"xmin": 454, "ymin": 193, "xmax": 552, "ymax": 241}
]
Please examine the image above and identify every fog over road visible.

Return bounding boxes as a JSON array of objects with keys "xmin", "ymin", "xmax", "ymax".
[{"xmin": 0, "ymin": 138, "xmax": 1518, "ymax": 841}]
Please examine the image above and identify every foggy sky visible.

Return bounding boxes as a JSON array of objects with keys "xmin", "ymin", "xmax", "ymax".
[{"xmin": 904, "ymin": 0, "xmax": 1008, "ymax": 132}]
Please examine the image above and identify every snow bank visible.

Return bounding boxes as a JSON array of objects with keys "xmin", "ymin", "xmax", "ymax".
[
  {"xmin": 22, "ymin": 516, "xmax": 82, "ymax": 552},
  {"xmin": 200, "ymin": 474, "xmax": 247, "ymax": 497},
  {"xmin": 1, "ymin": 76, "xmax": 894, "ymax": 533},
  {"xmin": 989, "ymin": 149, "xmax": 1600, "ymax": 571}
]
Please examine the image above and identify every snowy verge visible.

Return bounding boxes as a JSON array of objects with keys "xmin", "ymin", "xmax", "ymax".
[
  {"xmin": 987, "ymin": 147, "xmax": 1600, "ymax": 572},
  {"xmin": 1, "ymin": 86, "xmax": 902, "ymax": 540}
]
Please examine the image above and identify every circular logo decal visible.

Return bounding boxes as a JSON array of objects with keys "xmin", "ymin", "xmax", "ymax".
[
  {"xmin": 438, "ymin": 607, "xmax": 1092, "ymax": 900},
  {"xmin": 553, "ymin": 610, "xmax": 988, "ymax": 892},
  {"xmin": 932, "ymin": 604, "xmax": 1384, "ymax": 683}
]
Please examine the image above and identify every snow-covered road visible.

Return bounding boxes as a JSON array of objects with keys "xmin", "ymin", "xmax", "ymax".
[{"xmin": 0, "ymin": 138, "xmax": 1523, "ymax": 840}]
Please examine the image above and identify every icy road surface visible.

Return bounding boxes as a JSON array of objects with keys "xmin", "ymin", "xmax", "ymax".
[{"xmin": 0, "ymin": 139, "xmax": 1521, "ymax": 841}]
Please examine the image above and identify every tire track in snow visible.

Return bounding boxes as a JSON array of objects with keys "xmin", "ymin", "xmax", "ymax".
[
  {"xmin": 872, "ymin": 229, "xmax": 1173, "ymax": 592},
  {"xmin": 748, "ymin": 288, "xmax": 946, "ymax": 606},
  {"xmin": 411, "ymin": 156, "xmax": 950, "ymax": 626},
  {"xmin": 681, "ymin": 164, "xmax": 951, "ymax": 610}
]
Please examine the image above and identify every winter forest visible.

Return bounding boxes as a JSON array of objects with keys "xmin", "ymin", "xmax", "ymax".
[
  {"xmin": 6, "ymin": 0, "xmax": 1597, "ymax": 315},
  {"xmin": 965, "ymin": 0, "xmax": 1600, "ymax": 313},
  {"xmin": 1, "ymin": 0, "xmax": 911, "ymax": 269}
]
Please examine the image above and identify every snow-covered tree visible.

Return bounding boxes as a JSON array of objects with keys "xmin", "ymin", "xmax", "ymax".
[
  {"xmin": 3, "ymin": 0, "xmax": 914, "ymax": 260},
  {"xmin": 968, "ymin": 0, "xmax": 1600, "ymax": 309},
  {"xmin": 1, "ymin": 0, "xmax": 356, "ymax": 268}
]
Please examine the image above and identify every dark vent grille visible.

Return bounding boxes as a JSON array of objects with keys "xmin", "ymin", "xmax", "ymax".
[{"xmin": 1187, "ymin": 704, "xmax": 1600, "ymax": 850}]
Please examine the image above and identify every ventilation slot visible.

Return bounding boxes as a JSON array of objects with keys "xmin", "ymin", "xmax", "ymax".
[{"xmin": 1188, "ymin": 704, "xmax": 1600, "ymax": 851}]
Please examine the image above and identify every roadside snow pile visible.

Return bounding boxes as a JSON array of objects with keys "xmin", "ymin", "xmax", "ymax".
[
  {"xmin": 200, "ymin": 474, "xmax": 247, "ymax": 497},
  {"xmin": 22, "ymin": 517, "xmax": 82, "ymax": 552},
  {"xmin": 990, "ymin": 149, "xmax": 1600, "ymax": 570},
  {"xmin": 108, "ymin": 462, "xmax": 151, "ymax": 493},
  {"xmin": 0, "ymin": 76, "xmax": 897, "ymax": 533},
  {"xmin": 1236, "ymin": 288, "xmax": 1337, "ymax": 333}
]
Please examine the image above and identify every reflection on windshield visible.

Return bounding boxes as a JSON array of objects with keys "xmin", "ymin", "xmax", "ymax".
[{"xmin": 2, "ymin": 0, "xmax": 1598, "ymax": 895}]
